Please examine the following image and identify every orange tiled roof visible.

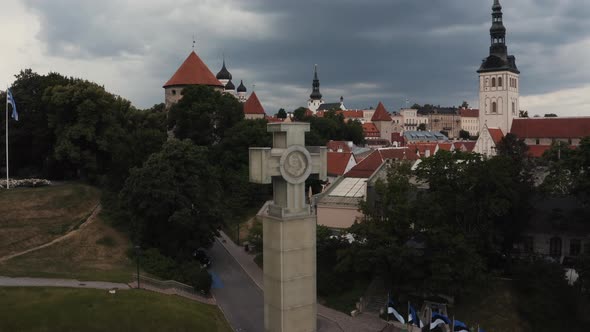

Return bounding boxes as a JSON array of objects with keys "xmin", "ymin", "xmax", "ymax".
[
  {"xmin": 406, "ymin": 143, "xmax": 437, "ymax": 157},
  {"xmin": 437, "ymin": 143, "xmax": 453, "ymax": 151},
  {"xmin": 244, "ymin": 92, "xmax": 266, "ymax": 115},
  {"xmin": 345, "ymin": 148, "xmax": 419, "ymax": 178},
  {"xmin": 163, "ymin": 51, "xmax": 223, "ymax": 88},
  {"xmin": 511, "ymin": 117, "xmax": 590, "ymax": 139},
  {"xmin": 327, "ymin": 152, "xmax": 354, "ymax": 176},
  {"xmin": 371, "ymin": 102, "xmax": 392, "ymax": 122},
  {"xmin": 488, "ymin": 128, "xmax": 504, "ymax": 145},
  {"xmin": 453, "ymin": 141, "xmax": 476, "ymax": 152},
  {"xmin": 363, "ymin": 123, "xmax": 380, "ymax": 137}
]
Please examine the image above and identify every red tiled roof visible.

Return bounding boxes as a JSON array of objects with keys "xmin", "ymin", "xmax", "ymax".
[
  {"xmin": 327, "ymin": 140, "xmax": 352, "ymax": 153},
  {"xmin": 345, "ymin": 148, "xmax": 419, "ymax": 178},
  {"xmin": 266, "ymin": 116, "xmax": 284, "ymax": 123},
  {"xmin": 406, "ymin": 143, "xmax": 437, "ymax": 157},
  {"xmin": 459, "ymin": 109, "xmax": 479, "ymax": 117},
  {"xmin": 527, "ymin": 145, "xmax": 576, "ymax": 158},
  {"xmin": 244, "ymin": 92, "xmax": 266, "ymax": 115},
  {"xmin": 363, "ymin": 123, "xmax": 380, "ymax": 137},
  {"xmin": 345, "ymin": 150, "xmax": 382, "ymax": 178},
  {"xmin": 378, "ymin": 148, "xmax": 420, "ymax": 161},
  {"xmin": 304, "ymin": 109, "xmax": 314, "ymax": 117},
  {"xmin": 488, "ymin": 128, "xmax": 504, "ymax": 145},
  {"xmin": 371, "ymin": 102, "xmax": 392, "ymax": 122},
  {"xmin": 437, "ymin": 143, "xmax": 453, "ymax": 151},
  {"xmin": 391, "ymin": 133, "xmax": 404, "ymax": 145},
  {"xmin": 453, "ymin": 141, "xmax": 476, "ymax": 152},
  {"xmin": 341, "ymin": 110, "xmax": 364, "ymax": 118},
  {"xmin": 163, "ymin": 51, "xmax": 223, "ymax": 88},
  {"xmin": 511, "ymin": 117, "xmax": 590, "ymax": 139},
  {"xmin": 327, "ymin": 152, "xmax": 354, "ymax": 176}
]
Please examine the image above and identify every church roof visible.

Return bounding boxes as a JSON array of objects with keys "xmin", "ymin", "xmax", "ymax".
[
  {"xmin": 345, "ymin": 148, "xmax": 419, "ymax": 178},
  {"xmin": 318, "ymin": 103, "xmax": 341, "ymax": 111},
  {"xmin": 371, "ymin": 102, "xmax": 392, "ymax": 122},
  {"xmin": 488, "ymin": 127, "xmax": 504, "ymax": 144},
  {"xmin": 163, "ymin": 51, "xmax": 223, "ymax": 88},
  {"xmin": 511, "ymin": 117, "xmax": 590, "ymax": 139},
  {"xmin": 243, "ymin": 92, "xmax": 266, "ymax": 115}
]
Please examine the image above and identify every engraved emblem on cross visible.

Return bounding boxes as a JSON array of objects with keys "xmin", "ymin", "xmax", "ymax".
[{"xmin": 249, "ymin": 123, "xmax": 327, "ymax": 218}]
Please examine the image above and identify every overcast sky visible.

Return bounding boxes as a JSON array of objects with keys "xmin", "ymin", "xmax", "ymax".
[{"xmin": 2, "ymin": 0, "xmax": 590, "ymax": 117}]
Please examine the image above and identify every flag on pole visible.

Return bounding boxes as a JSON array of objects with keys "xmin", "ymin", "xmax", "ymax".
[
  {"xmin": 453, "ymin": 320, "xmax": 469, "ymax": 332},
  {"xmin": 386, "ymin": 293, "xmax": 406, "ymax": 324},
  {"xmin": 430, "ymin": 312, "xmax": 450, "ymax": 330},
  {"xmin": 6, "ymin": 89, "xmax": 18, "ymax": 121},
  {"xmin": 407, "ymin": 305, "xmax": 424, "ymax": 328}
]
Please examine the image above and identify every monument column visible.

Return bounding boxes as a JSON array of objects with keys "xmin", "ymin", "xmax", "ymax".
[{"xmin": 249, "ymin": 122, "xmax": 327, "ymax": 332}]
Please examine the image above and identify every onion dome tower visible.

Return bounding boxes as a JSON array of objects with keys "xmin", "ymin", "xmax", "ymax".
[
  {"xmin": 237, "ymin": 80, "xmax": 247, "ymax": 103},
  {"xmin": 477, "ymin": 0, "xmax": 520, "ymax": 137},
  {"xmin": 216, "ymin": 58, "xmax": 232, "ymax": 88}
]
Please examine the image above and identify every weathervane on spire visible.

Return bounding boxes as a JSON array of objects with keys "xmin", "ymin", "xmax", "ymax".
[{"xmin": 192, "ymin": 33, "xmax": 196, "ymax": 50}]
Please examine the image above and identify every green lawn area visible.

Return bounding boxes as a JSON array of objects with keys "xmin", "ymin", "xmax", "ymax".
[
  {"xmin": 0, "ymin": 183, "xmax": 101, "ymax": 257},
  {"xmin": 0, "ymin": 287, "xmax": 232, "ymax": 332}
]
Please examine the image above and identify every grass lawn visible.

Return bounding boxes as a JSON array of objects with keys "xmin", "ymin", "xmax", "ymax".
[
  {"xmin": 0, "ymin": 287, "xmax": 232, "ymax": 332},
  {"xmin": 0, "ymin": 183, "xmax": 100, "ymax": 257},
  {"xmin": 0, "ymin": 210, "xmax": 135, "ymax": 282}
]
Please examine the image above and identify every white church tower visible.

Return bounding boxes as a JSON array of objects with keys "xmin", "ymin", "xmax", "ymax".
[
  {"xmin": 307, "ymin": 65, "xmax": 324, "ymax": 114},
  {"xmin": 478, "ymin": 0, "xmax": 520, "ymax": 136}
]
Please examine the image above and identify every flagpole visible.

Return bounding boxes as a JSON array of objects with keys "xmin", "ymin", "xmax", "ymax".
[{"xmin": 5, "ymin": 85, "xmax": 8, "ymax": 189}]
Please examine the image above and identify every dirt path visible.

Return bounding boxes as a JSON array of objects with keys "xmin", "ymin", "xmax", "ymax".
[{"xmin": 0, "ymin": 204, "xmax": 101, "ymax": 263}]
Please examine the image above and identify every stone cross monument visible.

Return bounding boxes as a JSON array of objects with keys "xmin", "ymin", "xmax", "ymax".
[{"xmin": 249, "ymin": 122, "xmax": 327, "ymax": 332}]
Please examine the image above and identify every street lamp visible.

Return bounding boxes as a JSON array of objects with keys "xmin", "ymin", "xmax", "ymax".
[{"xmin": 135, "ymin": 245, "xmax": 141, "ymax": 289}]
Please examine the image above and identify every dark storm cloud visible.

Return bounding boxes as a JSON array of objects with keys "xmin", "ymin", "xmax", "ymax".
[{"xmin": 21, "ymin": 0, "xmax": 590, "ymax": 112}]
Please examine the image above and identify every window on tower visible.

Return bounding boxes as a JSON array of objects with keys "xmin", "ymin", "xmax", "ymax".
[
  {"xmin": 491, "ymin": 78, "xmax": 496, "ymax": 87},
  {"xmin": 498, "ymin": 77, "xmax": 502, "ymax": 87},
  {"xmin": 492, "ymin": 102, "xmax": 497, "ymax": 114}
]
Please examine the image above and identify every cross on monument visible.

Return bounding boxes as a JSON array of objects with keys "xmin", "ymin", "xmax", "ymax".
[{"xmin": 250, "ymin": 122, "xmax": 326, "ymax": 218}]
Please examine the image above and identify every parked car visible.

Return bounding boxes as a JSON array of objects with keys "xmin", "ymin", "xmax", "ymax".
[{"xmin": 193, "ymin": 249, "xmax": 211, "ymax": 268}]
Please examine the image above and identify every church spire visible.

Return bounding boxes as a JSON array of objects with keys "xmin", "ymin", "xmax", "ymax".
[
  {"xmin": 309, "ymin": 64, "xmax": 322, "ymax": 100},
  {"xmin": 489, "ymin": 0, "xmax": 507, "ymax": 58}
]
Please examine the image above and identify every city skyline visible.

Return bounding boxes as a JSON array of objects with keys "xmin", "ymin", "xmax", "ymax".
[{"xmin": 1, "ymin": 0, "xmax": 589, "ymax": 116}]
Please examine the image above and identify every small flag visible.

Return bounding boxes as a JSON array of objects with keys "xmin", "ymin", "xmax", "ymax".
[
  {"xmin": 407, "ymin": 305, "xmax": 424, "ymax": 328},
  {"xmin": 430, "ymin": 312, "xmax": 450, "ymax": 330},
  {"xmin": 453, "ymin": 320, "xmax": 469, "ymax": 332},
  {"xmin": 6, "ymin": 89, "xmax": 18, "ymax": 121},
  {"xmin": 386, "ymin": 294, "xmax": 405, "ymax": 324}
]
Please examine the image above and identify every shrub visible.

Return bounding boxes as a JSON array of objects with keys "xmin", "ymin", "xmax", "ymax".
[
  {"xmin": 140, "ymin": 248, "xmax": 177, "ymax": 279},
  {"xmin": 0, "ymin": 178, "xmax": 51, "ymax": 189},
  {"xmin": 179, "ymin": 262, "xmax": 212, "ymax": 294}
]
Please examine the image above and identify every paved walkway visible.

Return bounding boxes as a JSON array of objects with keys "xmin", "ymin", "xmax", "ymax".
[
  {"xmin": 128, "ymin": 281, "xmax": 216, "ymax": 305},
  {"xmin": 0, "ymin": 275, "xmax": 128, "ymax": 290},
  {"xmin": 0, "ymin": 204, "xmax": 102, "ymax": 263},
  {"xmin": 216, "ymin": 231, "xmax": 389, "ymax": 332}
]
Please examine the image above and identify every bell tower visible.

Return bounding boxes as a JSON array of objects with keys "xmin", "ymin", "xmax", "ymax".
[{"xmin": 478, "ymin": 0, "xmax": 520, "ymax": 135}]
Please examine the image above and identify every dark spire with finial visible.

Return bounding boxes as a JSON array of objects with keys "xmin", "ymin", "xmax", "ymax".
[
  {"xmin": 216, "ymin": 56, "xmax": 232, "ymax": 80},
  {"xmin": 477, "ymin": 0, "xmax": 519, "ymax": 74},
  {"xmin": 225, "ymin": 80, "xmax": 235, "ymax": 90},
  {"xmin": 237, "ymin": 80, "xmax": 247, "ymax": 93},
  {"xmin": 309, "ymin": 64, "xmax": 322, "ymax": 100}
]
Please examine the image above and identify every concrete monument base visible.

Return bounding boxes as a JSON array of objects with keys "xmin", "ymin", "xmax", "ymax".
[{"xmin": 263, "ymin": 213, "xmax": 317, "ymax": 332}]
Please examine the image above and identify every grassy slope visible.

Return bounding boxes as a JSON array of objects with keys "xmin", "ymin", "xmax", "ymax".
[
  {"xmin": 0, "ymin": 184, "xmax": 100, "ymax": 257},
  {"xmin": 0, "ymin": 210, "xmax": 135, "ymax": 282},
  {"xmin": 0, "ymin": 287, "xmax": 232, "ymax": 332}
]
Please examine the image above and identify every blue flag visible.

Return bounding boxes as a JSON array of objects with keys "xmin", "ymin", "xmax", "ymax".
[
  {"xmin": 430, "ymin": 312, "xmax": 450, "ymax": 330},
  {"xmin": 407, "ymin": 305, "xmax": 424, "ymax": 328},
  {"xmin": 386, "ymin": 293, "xmax": 405, "ymax": 324},
  {"xmin": 453, "ymin": 320, "xmax": 469, "ymax": 332},
  {"xmin": 7, "ymin": 89, "xmax": 18, "ymax": 121}
]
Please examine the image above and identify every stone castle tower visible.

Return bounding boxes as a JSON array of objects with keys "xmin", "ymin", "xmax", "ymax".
[{"xmin": 478, "ymin": 0, "xmax": 520, "ymax": 135}]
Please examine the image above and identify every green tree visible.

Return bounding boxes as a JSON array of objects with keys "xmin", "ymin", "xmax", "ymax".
[
  {"xmin": 120, "ymin": 139, "xmax": 223, "ymax": 259},
  {"xmin": 459, "ymin": 130, "xmax": 470, "ymax": 140},
  {"xmin": 168, "ymin": 85, "xmax": 244, "ymax": 146},
  {"xmin": 519, "ymin": 110, "xmax": 529, "ymax": 118},
  {"xmin": 460, "ymin": 101, "xmax": 469, "ymax": 108},
  {"xmin": 276, "ymin": 108, "xmax": 287, "ymax": 119},
  {"xmin": 292, "ymin": 107, "xmax": 308, "ymax": 121},
  {"xmin": 417, "ymin": 123, "xmax": 427, "ymax": 131}
]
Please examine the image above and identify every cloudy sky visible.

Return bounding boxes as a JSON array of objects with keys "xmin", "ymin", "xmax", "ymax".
[{"xmin": 2, "ymin": 0, "xmax": 590, "ymax": 116}]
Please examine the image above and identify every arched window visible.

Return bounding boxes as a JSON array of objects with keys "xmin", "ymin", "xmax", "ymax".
[
  {"xmin": 498, "ymin": 77, "xmax": 502, "ymax": 87},
  {"xmin": 491, "ymin": 77, "xmax": 496, "ymax": 87},
  {"xmin": 492, "ymin": 102, "xmax": 497, "ymax": 113},
  {"xmin": 550, "ymin": 237, "xmax": 562, "ymax": 257},
  {"xmin": 512, "ymin": 102, "xmax": 516, "ymax": 115}
]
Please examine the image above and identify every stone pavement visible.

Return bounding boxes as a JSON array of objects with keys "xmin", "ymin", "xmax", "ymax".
[
  {"xmin": 0, "ymin": 275, "xmax": 129, "ymax": 290},
  {"xmin": 216, "ymin": 231, "xmax": 389, "ymax": 332}
]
